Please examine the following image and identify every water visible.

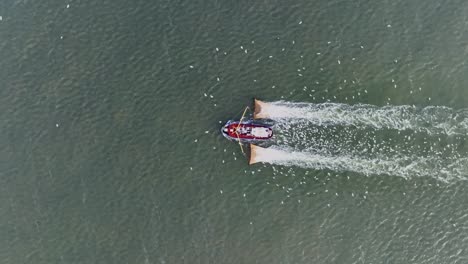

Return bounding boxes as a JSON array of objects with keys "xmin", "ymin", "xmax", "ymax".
[
  {"xmin": 257, "ymin": 101, "xmax": 468, "ymax": 135},
  {"xmin": 2, "ymin": 0, "xmax": 468, "ymax": 263},
  {"xmin": 252, "ymin": 101, "xmax": 468, "ymax": 182}
]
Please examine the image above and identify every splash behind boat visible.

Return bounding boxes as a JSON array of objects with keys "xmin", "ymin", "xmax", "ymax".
[{"xmin": 221, "ymin": 120, "xmax": 273, "ymax": 142}]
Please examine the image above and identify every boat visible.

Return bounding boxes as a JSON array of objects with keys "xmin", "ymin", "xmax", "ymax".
[
  {"xmin": 221, "ymin": 120, "xmax": 273, "ymax": 142},
  {"xmin": 221, "ymin": 99, "xmax": 274, "ymax": 143}
]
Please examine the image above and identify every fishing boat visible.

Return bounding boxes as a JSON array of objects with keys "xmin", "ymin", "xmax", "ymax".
[
  {"xmin": 221, "ymin": 99, "xmax": 273, "ymax": 143},
  {"xmin": 221, "ymin": 120, "xmax": 273, "ymax": 142}
]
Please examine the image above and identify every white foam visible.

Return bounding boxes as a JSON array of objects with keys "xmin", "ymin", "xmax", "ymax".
[
  {"xmin": 254, "ymin": 101, "xmax": 468, "ymax": 181},
  {"xmin": 258, "ymin": 101, "xmax": 468, "ymax": 135},
  {"xmin": 254, "ymin": 146, "xmax": 468, "ymax": 182}
]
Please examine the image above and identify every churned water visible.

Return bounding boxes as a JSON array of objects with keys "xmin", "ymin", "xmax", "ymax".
[{"xmin": 252, "ymin": 101, "xmax": 468, "ymax": 182}]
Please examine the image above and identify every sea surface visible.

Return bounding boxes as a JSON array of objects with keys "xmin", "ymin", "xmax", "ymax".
[{"xmin": 2, "ymin": 0, "xmax": 468, "ymax": 263}]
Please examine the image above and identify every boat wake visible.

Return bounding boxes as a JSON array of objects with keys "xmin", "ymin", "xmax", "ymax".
[
  {"xmin": 251, "ymin": 145, "xmax": 468, "ymax": 182},
  {"xmin": 251, "ymin": 100, "xmax": 468, "ymax": 181},
  {"xmin": 255, "ymin": 101, "xmax": 468, "ymax": 135}
]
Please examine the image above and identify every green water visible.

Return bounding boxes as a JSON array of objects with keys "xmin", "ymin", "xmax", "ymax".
[{"xmin": 2, "ymin": 0, "xmax": 468, "ymax": 263}]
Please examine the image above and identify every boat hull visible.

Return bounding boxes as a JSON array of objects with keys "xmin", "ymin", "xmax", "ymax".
[{"xmin": 221, "ymin": 120, "xmax": 273, "ymax": 142}]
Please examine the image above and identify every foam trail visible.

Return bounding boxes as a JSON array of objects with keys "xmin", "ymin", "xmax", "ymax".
[
  {"xmin": 253, "ymin": 146, "xmax": 468, "ymax": 182},
  {"xmin": 258, "ymin": 101, "xmax": 468, "ymax": 135}
]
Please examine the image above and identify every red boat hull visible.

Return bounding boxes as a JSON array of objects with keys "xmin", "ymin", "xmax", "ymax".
[{"xmin": 221, "ymin": 120, "xmax": 273, "ymax": 141}]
